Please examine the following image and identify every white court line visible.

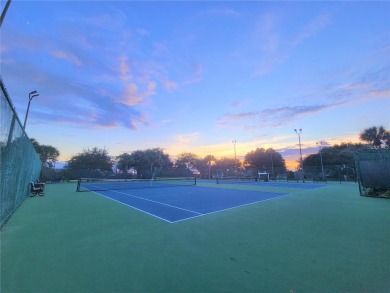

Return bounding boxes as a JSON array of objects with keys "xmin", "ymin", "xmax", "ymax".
[
  {"xmin": 91, "ymin": 189, "xmax": 203, "ymax": 223},
  {"xmin": 93, "ymin": 192, "xmax": 174, "ymax": 223},
  {"xmin": 171, "ymin": 192, "xmax": 291, "ymax": 223},
  {"xmin": 89, "ymin": 187, "xmax": 290, "ymax": 224}
]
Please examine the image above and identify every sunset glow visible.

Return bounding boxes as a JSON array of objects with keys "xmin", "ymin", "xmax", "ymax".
[{"xmin": 1, "ymin": 1, "xmax": 388, "ymax": 169}]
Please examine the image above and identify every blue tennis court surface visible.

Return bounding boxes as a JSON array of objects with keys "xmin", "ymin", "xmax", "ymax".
[{"xmin": 93, "ymin": 186, "xmax": 288, "ymax": 223}]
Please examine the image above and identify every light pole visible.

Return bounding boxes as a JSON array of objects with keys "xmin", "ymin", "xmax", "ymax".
[
  {"xmin": 232, "ymin": 140, "xmax": 237, "ymax": 173},
  {"xmin": 208, "ymin": 157, "xmax": 211, "ymax": 180},
  {"xmin": 294, "ymin": 129, "xmax": 304, "ymax": 182},
  {"xmin": 316, "ymin": 141, "xmax": 325, "ymax": 180},
  {"xmin": 23, "ymin": 90, "xmax": 39, "ymax": 130},
  {"xmin": 0, "ymin": 0, "xmax": 12, "ymax": 28}
]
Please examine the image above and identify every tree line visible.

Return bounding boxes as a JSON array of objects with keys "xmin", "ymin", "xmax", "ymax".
[
  {"xmin": 58, "ymin": 147, "xmax": 286, "ymax": 180},
  {"xmin": 32, "ymin": 125, "xmax": 389, "ymax": 181}
]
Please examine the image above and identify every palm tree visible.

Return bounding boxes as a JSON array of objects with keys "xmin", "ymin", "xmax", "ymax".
[{"xmin": 359, "ymin": 126, "xmax": 389, "ymax": 148}]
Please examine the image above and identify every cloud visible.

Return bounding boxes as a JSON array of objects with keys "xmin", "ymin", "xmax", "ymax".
[
  {"xmin": 174, "ymin": 132, "xmax": 201, "ymax": 145},
  {"xmin": 199, "ymin": 7, "xmax": 241, "ymax": 18},
  {"xmin": 166, "ymin": 132, "xmax": 202, "ymax": 157},
  {"xmin": 118, "ymin": 55, "xmax": 130, "ymax": 81},
  {"xmin": 162, "ymin": 79, "xmax": 178, "ymax": 92},
  {"xmin": 32, "ymin": 98, "xmax": 148, "ymax": 131},
  {"xmin": 228, "ymin": 99, "xmax": 251, "ymax": 109},
  {"xmin": 312, "ymin": 65, "xmax": 390, "ymax": 104},
  {"xmin": 1, "ymin": 3, "xmax": 185, "ymax": 130},
  {"xmin": 135, "ymin": 28, "xmax": 149, "ymax": 36},
  {"xmin": 359, "ymin": 65, "xmax": 390, "ymax": 90},
  {"xmin": 258, "ymin": 12, "xmax": 279, "ymax": 34},
  {"xmin": 121, "ymin": 83, "xmax": 144, "ymax": 106},
  {"xmin": 250, "ymin": 11, "xmax": 285, "ymax": 76},
  {"xmin": 51, "ymin": 50, "xmax": 82, "ymax": 66},
  {"xmin": 183, "ymin": 63, "xmax": 203, "ymax": 85},
  {"xmin": 1, "ymin": 53, "xmax": 150, "ymax": 131},
  {"xmin": 218, "ymin": 103, "xmax": 344, "ymax": 129},
  {"xmin": 255, "ymin": 54, "xmax": 289, "ymax": 76},
  {"xmin": 221, "ymin": 60, "xmax": 389, "ymax": 131},
  {"xmin": 31, "ymin": 77, "xmax": 149, "ymax": 130},
  {"xmin": 290, "ymin": 13, "xmax": 332, "ymax": 46},
  {"xmin": 120, "ymin": 82, "xmax": 156, "ymax": 106},
  {"xmin": 366, "ymin": 88, "xmax": 390, "ymax": 98},
  {"xmin": 254, "ymin": 12, "xmax": 332, "ymax": 76}
]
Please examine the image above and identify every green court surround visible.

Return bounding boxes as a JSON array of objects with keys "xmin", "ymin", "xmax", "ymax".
[{"xmin": 1, "ymin": 181, "xmax": 389, "ymax": 292}]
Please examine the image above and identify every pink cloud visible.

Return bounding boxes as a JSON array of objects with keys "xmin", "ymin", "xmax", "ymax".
[
  {"xmin": 121, "ymin": 82, "xmax": 156, "ymax": 106},
  {"xmin": 52, "ymin": 50, "xmax": 82, "ymax": 66},
  {"xmin": 162, "ymin": 80, "xmax": 178, "ymax": 92}
]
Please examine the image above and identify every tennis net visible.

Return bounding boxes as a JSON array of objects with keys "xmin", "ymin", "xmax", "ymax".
[
  {"xmin": 216, "ymin": 176, "xmax": 258, "ymax": 184},
  {"xmin": 77, "ymin": 177, "xmax": 197, "ymax": 192}
]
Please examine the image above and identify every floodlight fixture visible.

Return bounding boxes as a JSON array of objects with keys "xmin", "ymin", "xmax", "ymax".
[{"xmin": 23, "ymin": 90, "xmax": 39, "ymax": 130}]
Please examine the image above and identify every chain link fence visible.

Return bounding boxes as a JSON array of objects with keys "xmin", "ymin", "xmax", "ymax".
[{"xmin": 1, "ymin": 76, "xmax": 42, "ymax": 227}]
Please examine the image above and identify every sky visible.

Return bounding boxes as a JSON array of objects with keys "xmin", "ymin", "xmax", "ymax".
[{"xmin": 1, "ymin": 0, "xmax": 389, "ymax": 169}]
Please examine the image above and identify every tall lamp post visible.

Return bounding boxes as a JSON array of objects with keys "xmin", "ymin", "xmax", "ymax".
[
  {"xmin": 232, "ymin": 140, "xmax": 237, "ymax": 173},
  {"xmin": 23, "ymin": 90, "xmax": 39, "ymax": 130},
  {"xmin": 0, "ymin": 0, "xmax": 12, "ymax": 28},
  {"xmin": 316, "ymin": 141, "xmax": 325, "ymax": 180},
  {"xmin": 294, "ymin": 129, "xmax": 304, "ymax": 182}
]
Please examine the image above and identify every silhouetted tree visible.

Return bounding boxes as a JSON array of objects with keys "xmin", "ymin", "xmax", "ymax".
[
  {"xmin": 117, "ymin": 148, "xmax": 172, "ymax": 178},
  {"xmin": 65, "ymin": 147, "xmax": 112, "ymax": 172},
  {"xmin": 176, "ymin": 153, "xmax": 201, "ymax": 168},
  {"xmin": 30, "ymin": 138, "xmax": 60, "ymax": 168},
  {"xmin": 213, "ymin": 157, "xmax": 237, "ymax": 176},
  {"xmin": 360, "ymin": 126, "xmax": 389, "ymax": 148},
  {"xmin": 244, "ymin": 148, "xmax": 286, "ymax": 171}
]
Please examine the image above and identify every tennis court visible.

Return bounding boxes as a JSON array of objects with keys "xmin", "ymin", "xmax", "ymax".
[
  {"xmin": 1, "ymin": 181, "xmax": 389, "ymax": 293},
  {"xmin": 90, "ymin": 185, "xmax": 289, "ymax": 223}
]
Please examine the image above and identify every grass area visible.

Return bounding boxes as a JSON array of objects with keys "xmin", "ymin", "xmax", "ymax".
[{"xmin": 1, "ymin": 181, "xmax": 389, "ymax": 292}]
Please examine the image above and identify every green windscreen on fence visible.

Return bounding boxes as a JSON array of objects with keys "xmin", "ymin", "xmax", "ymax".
[
  {"xmin": 355, "ymin": 150, "xmax": 390, "ymax": 198},
  {"xmin": 359, "ymin": 160, "xmax": 390, "ymax": 188},
  {"xmin": 0, "ymin": 76, "xmax": 42, "ymax": 227}
]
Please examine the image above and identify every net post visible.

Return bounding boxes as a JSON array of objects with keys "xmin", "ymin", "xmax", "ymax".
[{"xmin": 76, "ymin": 179, "xmax": 81, "ymax": 192}]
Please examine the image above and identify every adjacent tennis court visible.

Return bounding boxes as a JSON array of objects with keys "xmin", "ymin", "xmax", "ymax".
[
  {"xmin": 230, "ymin": 181, "xmax": 328, "ymax": 189},
  {"xmin": 1, "ymin": 181, "xmax": 389, "ymax": 293}
]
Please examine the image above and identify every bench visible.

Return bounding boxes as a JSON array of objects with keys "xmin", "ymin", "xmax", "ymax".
[{"xmin": 30, "ymin": 182, "xmax": 45, "ymax": 196}]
